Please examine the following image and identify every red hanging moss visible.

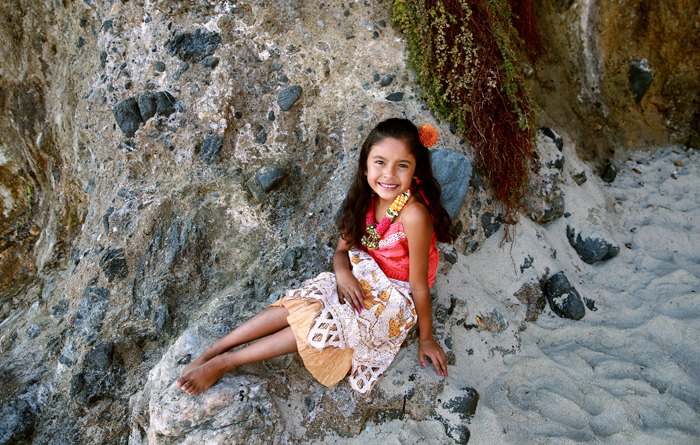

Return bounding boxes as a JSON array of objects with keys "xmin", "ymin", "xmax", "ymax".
[{"xmin": 393, "ymin": 0, "xmax": 538, "ymax": 242}]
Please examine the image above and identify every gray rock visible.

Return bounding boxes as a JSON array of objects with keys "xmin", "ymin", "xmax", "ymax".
[
  {"xmin": 385, "ymin": 92, "xmax": 404, "ymax": 102},
  {"xmin": 73, "ymin": 286, "xmax": 110, "ymax": 342},
  {"xmin": 566, "ymin": 225, "xmax": 620, "ymax": 264},
  {"xmin": 154, "ymin": 91, "xmax": 177, "ymax": 117},
  {"xmin": 172, "ymin": 62, "xmax": 190, "ymax": 81},
  {"xmin": 362, "ymin": 81, "xmax": 370, "ymax": 90},
  {"xmin": 27, "ymin": 324, "xmax": 40, "ymax": 339},
  {"xmin": 155, "ymin": 306, "xmax": 171, "ymax": 334},
  {"xmin": 430, "ymin": 149, "xmax": 472, "ymax": 219},
  {"xmin": 255, "ymin": 166, "xmax": 287, "ymax": 193},
  {"xmin": 540, "ymin": 127, "xmax": 564, "ymax": 151},
  {"xmin": 201, "ymin": 56, "xmax": 220, "ymax": 69},
  {"xmin": 255, "ymin": 127, "xmax": 268, "ymax": 144},
  {"xmin": 70, "ymin": 342, "xmax": 123, "ymax": 408},
  {"xmin": 572, "ymin": 170, "xmax": 587, "ymax": 185},
  {"xmin": 51, "ymin": 299, "xmax": 69, "ymax": 318},
  {"xmin": 153, "ymin": 61, "xmax": 166, "ymax": 72},
  {"xmin": 268, "ymin": 110, "xmax": 275, "ymax": 121},
  {"xmin": 200, "ymin": 135, "xmax": 224, "ymax": 165},
  {"xmin": 544, "ymin": 272, "xmax": 585, "ymax": 320},
  {"xmin": 99, "ymin": 50, "xmax": 107, "ymax": 69},
  {"xmin": 100, "ymin": 247, "xmax": 128, "ymax": 282},
  {"xmin": 136, "ymin": 92, "xmax": 157, "ymax": 121},
  {"xmin": 601, "ymin": 161, "xmax": 618, "ymax": 183},
  {"xmin": 0, "ymin": 399, "xmax": 37, "ymax": 444},
  {"xmin": 379, "ymin": 74, "xmax": 395, "ymax": 86},
  {"xmin": 629, "ymin": 59, "xmax": 653, "ymax": 104},
  {"xmin": 481, "ymin": 212, "xmax": 502, "ymax": 239},
  {"xmin": 113, "ymin": 97, "xmax": 143, "ymax": 137},
  {"xmin": 167, "ymin": 28, "xmax": 222, "ymax": 63},
  {"xmin": 277, "ymin": 85, "xmax": 302, "ymax": 111}
]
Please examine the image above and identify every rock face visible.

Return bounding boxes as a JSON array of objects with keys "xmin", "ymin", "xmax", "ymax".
[{"xmin": 532, "ymin": 0, "xmax": 700, "ymax": 158}]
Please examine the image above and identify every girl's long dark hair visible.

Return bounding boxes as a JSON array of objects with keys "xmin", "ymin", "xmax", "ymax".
[{"xmin": 337, "ymin": 118, "xmax": 456, "ymax": 247}]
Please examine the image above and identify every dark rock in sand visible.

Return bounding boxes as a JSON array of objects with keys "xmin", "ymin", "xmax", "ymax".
[
  {"xmin": 441, "ymin": 387, "xmax": 479, "ymax": 444},
  {"xmin": 166, "ymin": 28, "xmax": 222, "ymax": 63},
  {"xmin": 540, "ymin": 127, "xmax": 564, "ymax": 151},
  {"xmin": 544, "ymin": 272, "xmax": 585, "ymax": 320},
  {"xmin": 430, "ymin": 149, "xmax": 472, "ymax": 219},
  {"xmin": 113, "ymin": 97, "xmax": 143, "ymax": 137},
  {"xmin": 601, "ymin": 161, "xmax": 618, "ymax": 183},
  {"xmin": 200, "ymin": 135, "xmax": 224, "ymax": 165},
  {"xmin": 572, "ymin": 170, "xmax": 587, "ymax": 185},
  {"xmin": 566, "ymin": 225, "xmax": 620, "ymax": 264},
  {"xmin": 278, "ymin": 85, "xmax": 302, "ymax": 111},
  {"xmin": 629, "ymin": 59, "xmax": 653, "ymax": 104}
]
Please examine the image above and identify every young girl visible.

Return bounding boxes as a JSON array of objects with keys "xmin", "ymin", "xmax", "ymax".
[{"xmin": 176, "ymin": 118, "xmax": 455, "ymax": 396}]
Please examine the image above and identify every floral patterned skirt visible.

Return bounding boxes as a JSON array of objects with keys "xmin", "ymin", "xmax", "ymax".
[{"xmin": 270, "ymin": 248, "xmax": 417, "ymax": 396}]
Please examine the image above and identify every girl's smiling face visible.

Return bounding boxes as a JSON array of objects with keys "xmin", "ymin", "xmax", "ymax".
[{"xmin": 365, "ymin": 137, "xmax": 417, "ymax": 204}]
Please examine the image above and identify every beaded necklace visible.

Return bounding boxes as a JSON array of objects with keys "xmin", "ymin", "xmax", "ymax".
[{"xmin": 361, "ymin": 190, "xmax": 411, "ymax": 249}]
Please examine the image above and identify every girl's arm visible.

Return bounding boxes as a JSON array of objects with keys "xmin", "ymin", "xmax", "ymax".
[
  {"xmin": 402, "ymin": 202, "xmax": 449, "ymax": 377},
  {"xmin": 334, "ymin": 236, "xmax": 366, "ymax": 311}
]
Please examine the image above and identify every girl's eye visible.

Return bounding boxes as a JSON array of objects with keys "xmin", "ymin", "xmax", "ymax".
[{"xmin": 398, "ymin": 163, "xmax": 408, "ymax": 168}]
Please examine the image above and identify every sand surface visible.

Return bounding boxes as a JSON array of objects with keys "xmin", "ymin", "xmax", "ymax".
[{"xmin": 317, "ymin": 146, "xmax": 700, "ymax": 444}]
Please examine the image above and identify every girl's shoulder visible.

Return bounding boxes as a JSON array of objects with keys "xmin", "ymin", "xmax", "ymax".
[{"xmin": 400, "ymin": 198, "xmax": 432, "ymax": 230}]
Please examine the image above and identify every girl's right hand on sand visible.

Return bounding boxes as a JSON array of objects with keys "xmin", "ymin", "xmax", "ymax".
[{"xmin": 336, "ymin": 270, "xmax": 366, "ymax": 311}]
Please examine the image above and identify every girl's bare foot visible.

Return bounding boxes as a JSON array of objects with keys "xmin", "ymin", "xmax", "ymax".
[
  {"xmin": 175, "ymin": 355, "xmax": 233, "ymax": 396},
  {"xmin": 180, "ymin": 351, "xmax": 212, "ymax": 377}
]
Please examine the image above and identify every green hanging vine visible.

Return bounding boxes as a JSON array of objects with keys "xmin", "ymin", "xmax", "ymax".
[{"xmin": 393, "ymin": 0, "xmax": 538, "ymax": 241}]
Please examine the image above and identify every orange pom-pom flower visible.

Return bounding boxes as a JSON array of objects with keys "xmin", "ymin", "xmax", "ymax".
[{"xmin": 418, "ymin": 124, "xmax": 439, "ymax": 148}]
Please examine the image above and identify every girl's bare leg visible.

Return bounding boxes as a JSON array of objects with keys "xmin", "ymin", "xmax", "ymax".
[
  {"xmin": 178, "ymin": 306, "xmax": 290, "ymax": 378},
  {"xmin": 177, "ymin": 326, "xmax": 297, "ymax": 395}
]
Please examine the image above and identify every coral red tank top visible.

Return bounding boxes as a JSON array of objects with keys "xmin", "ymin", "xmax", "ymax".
[{"xmin": 366, "ymin": 222, "xmax": 439, "ymax": 287}]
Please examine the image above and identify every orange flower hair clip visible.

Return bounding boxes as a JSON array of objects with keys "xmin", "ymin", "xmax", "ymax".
[{"xmin": 418, "ymin": 124, "xmax": 439, "ymax": 148}]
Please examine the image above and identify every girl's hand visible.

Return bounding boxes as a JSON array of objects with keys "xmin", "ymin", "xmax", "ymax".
[
  {"xmin": 418, "ymin": 337, "xmax": 448, "ymax": 377},
  {"xmin": 336, "ymin": 269, "xmax": 366, "ymax": 312}
]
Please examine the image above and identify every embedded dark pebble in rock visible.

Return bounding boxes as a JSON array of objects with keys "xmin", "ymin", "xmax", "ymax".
[
  {"xmin": 544, "ymin": 272, "xmax": 585, "ymax": 320},
  {"xmin": 27, "ymin": 324, "xmax": 40, "ymax": 339},
  {"xmin": 200, "ymin": 135, "xmax": 224, "ymax": 165},
  {"xmin": 166, "ymin": 28, "xmax": 222, "ymax": 63},
  {"xmin": 255, "ymin": 127, "xmax": 268, "ymax": 144},
  {"xmin": 201, "ymin": 56, "xmax": 219, "ymax": 69},
  {"xmin": 234, "ymin": 111, "xmax": 243, "ymax": 119},
  {"xmin": 255, "ymin": 166, "xmax": 287, "ymax": 193},
  {"xmin": 629, "ymin": 59, "xmax": 653, "ymax": 104},
  {"xmin": 0, "ymin": 398, "xmax": 37, "ymax": 444},
  {"xmin": 51, "ymin": 299, "xmax": 69, "ymax": 318},
  {"xmin": 385, "ymin": 92, "xmax": 404, "ymax": 102},
  {"xmin": 102, "ymin": 19, "xmax": 112, "ymax": 31},
  {"xmin": 155, "ymin": 306, "xmax": 171, "ymax": 334},
  {"xmin": 172, "ymin": 62, "xmax": 189, "ymax": 81},
  {"xmin": 113, "ymin": 97, "xmax": 143, "ymax": 137},
  {"xmin": 373, "ymin": 73, "xmax": 380, "ymax": 82},
  {"xmin": 566, "ymin": 225, "xmax": 620, "ymax": 264},
  {"xmin": 430, "ymin": 149, "xmax": 472, "ymax": 219},
  {"xmin": 572, "ymin": 170, "xmax": 587, "ymax": 185},
  {"xmin": 136, "ymin": 92, "xmax": 157, "ymax": 121},
  {"xmin": 99, "ymin": 50, "xmax": 107, "ymax": 69},
  {"xmin": 77, "ymin": 37, "xmax": 85, "ymax": 48},
  {"xmin": 601, "ymin": 161, "xmax": 618, "ymax": 183},
  {"xmin": 100, "ymin": 247, "xmax": 128, "ymax": 282},
  {"xmin": 546, "ymin": 152, "xmax": 565, "ymax": 170},
  {"xmin": 155, "ymin": 91, "xmax": 178, "ymax": 117},
  {"xmin": 278, "ymin": 85, "xmax": 302, "ymax": 111},
  {"xmin": 154, "ymin": 61, "xmax": 166, "ymax": 72},
  {"xmin": 268, "ymin": 110, "xmax": 275, "ymax": 121},
  {"xmin": 304, "ymin": 396, "xmax": 315, "ymax": 412},
  {"xmin": 362, "ymin": 81, "xmax": 370, "ymax": 90},
  {"xmin": 540, "ymin": 127, "xmax": 564, "ymax": 151},
  {"xmin": 379, "ymin": 74, "xmax": 395, "ymax": 87}
]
